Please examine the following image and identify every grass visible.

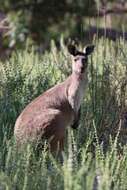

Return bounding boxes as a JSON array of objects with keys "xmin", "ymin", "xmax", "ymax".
[{"xmin": 0, "ymin": 38, "xmax": 127, "ymax": 190}]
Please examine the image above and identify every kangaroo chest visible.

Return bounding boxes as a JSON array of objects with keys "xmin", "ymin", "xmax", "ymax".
[{"xmin": 68, "ymin": 74, "xmax": 88, "ymax": 114}]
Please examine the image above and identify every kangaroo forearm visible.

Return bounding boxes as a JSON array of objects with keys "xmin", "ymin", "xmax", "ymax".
[{"xmin": 71, "ymin": 108, "xmax": 81, "ymax": 129}]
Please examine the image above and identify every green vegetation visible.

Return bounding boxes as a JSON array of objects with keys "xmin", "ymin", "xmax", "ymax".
[
  {"xmin": 0, "ymin": 0, "xmax": 96, "ymax": 47},
  {"xmin": 0, "ymin": 38, "xmax": 127, "ymax": 189},
  {"xmin": 1, "ymin": 0, "xmax": 124, "ymax": 48}
]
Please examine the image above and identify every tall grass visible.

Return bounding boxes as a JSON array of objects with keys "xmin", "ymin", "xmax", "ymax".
[{"xmin": 0, "ymin": 38, "xmax": 127, "ymax": 190}]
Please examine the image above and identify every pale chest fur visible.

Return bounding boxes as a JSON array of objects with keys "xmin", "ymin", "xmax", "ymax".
[{"xmin": 68, "ymin": 73, "xmax": 88, "ymax": 114}]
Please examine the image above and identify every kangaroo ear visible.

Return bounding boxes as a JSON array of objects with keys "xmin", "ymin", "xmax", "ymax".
[
  {"xmin": 83, "ymin": 45, "xmax": 95, "ymax": 56},
  {"xmin": 67, "ymin": 45, "xmax": 78, "ymax": 56}
]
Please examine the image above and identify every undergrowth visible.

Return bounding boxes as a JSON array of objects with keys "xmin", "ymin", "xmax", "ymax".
[{"xmin": 0, "ymin": 38, "xmax": 127, "ymax": 190}]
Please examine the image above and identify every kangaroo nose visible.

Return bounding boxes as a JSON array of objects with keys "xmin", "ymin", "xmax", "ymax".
[
  {"xmin": 81, "ymin": 65, "xmax": 85, "ymax": 73},
  {"xmin": 81, "ymin": 63, "xmax": 87, "ymax": 73}
]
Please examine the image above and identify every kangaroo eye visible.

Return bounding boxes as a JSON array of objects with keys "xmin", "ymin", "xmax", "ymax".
[
  {"xmin": 82, "ymin": 58, "xmax": 87, "ymax": 63},
  {"xmin": 74, "ymin": 57, "xmax": 79, "ymax": 62}
]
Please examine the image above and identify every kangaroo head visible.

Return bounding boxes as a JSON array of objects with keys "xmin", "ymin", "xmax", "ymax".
[{"xmin": 68, "ymin": 44, "xmax": 95, "ymax": 74}]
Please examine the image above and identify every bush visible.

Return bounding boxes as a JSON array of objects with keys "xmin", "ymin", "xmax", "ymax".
[{"xmin": 0, "ymin": 38, "xmax": 127, "ymax": 189}]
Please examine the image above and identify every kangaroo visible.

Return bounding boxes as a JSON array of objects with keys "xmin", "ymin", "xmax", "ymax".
[{"xmin": 14, "ymin": 44, "xmax": 94, "ymax": 152}]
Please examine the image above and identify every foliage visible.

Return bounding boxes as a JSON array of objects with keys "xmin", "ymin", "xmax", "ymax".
[
  {"xmin": 6, "ymin": 11, "xmax": 29, "ymax": 48},
  {"xmin": 0, "ymin": 38, "xmax": 127, "ymax": 189},
  {"xmin": 0, "ymin": 0, "xmax": 122, "ymax": 48},
  {"xmin": 0, "ymin": 0, "xmax": 95, "ymax": 47}
]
